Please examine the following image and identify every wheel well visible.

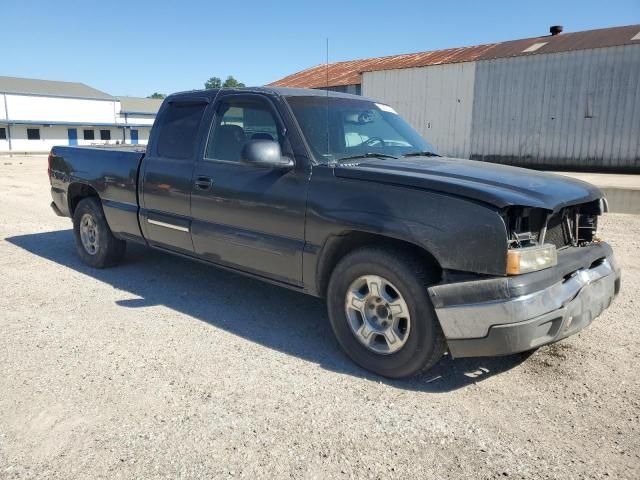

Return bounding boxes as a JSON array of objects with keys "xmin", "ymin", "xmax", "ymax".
[
  {"xmin": 317, "ymin": 231, "xmax": 442, "ymax": 297},
  {"xmin": 67, "ymin": 183, "xmax": 99, "ymax": 216}
]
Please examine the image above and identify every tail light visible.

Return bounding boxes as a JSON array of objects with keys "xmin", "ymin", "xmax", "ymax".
[{"xmin": 47, "ymin": 150, "xmax": 53, "ymax": 182}]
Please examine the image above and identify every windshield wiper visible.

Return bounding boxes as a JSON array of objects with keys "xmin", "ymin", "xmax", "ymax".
[
  {"xmin": 403, "ymin": 151, "xmax": 441, "ymax": 157},
  {"xmin": 335, "ymin": 152, "xmax": 398, "ymax": 163}
]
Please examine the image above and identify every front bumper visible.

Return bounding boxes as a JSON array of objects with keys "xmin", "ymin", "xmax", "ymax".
[{"xmin": 428, "ymin": 243, "xmax": 621, "ymax": 358}]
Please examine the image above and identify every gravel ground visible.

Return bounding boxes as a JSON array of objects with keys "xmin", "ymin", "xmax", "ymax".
[{"xmin": 1, "ymin": 156, "xmax": 638, "ymax": 479}]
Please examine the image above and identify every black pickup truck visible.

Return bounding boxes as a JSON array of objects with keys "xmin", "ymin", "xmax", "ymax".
[{"xmin": 49, "ymin": 87, "xmax": 621, "ymax": 378}]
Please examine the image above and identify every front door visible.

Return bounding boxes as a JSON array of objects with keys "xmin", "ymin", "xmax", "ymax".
[
  {"xmin": 190, "ymin": 92, "xmax": 309, "ymax": 285},
  {"xmin": 67, "ymin": 128, "xmax": 78, "ymax": 145},
  {"xmin": 130, "ymin": 129, "xmax": 139, "ymax": 144},
  {"xmin": 139, "ymin": 97, "xmax": 209, "ymax": 254}
]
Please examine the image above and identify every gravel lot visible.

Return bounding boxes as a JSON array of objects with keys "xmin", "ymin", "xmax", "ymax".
[{"xmin": 1, "ymin": 156, "xmax": 639, "ymax": 479}]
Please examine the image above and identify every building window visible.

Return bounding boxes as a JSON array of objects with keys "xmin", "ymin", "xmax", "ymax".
[
  {"xmin": 0, "ymin": 127, "xmax": 6, "ymax": 140},
  {"xmin": 100, "ymin": 129, "xmax": 111, "ymax": 141},
  {"xmin": 83, "ymin": 129, "xmax": 95, "ymax": 140},
  {"xmin": 27, "ymin": 128, "xmax": 40, "ymax": 140}
]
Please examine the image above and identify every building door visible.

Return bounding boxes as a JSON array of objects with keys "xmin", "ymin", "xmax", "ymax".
[
  {"xmin": 130, "ymin": 129, "xmax": 139, "ymax": 144},
  {"xmin": 67, "ymin": 128, "xmax": 78, "ymax": 145}
]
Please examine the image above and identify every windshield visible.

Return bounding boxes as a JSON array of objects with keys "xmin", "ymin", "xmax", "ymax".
[{"xmin": 285, "ymin": 95, "xmax": 437, "ymax": 163}]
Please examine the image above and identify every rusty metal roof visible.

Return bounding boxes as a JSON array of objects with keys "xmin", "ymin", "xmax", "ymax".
[
  {"xmin": 478, "ymin": 24, "xmax": 640, "ymax": 60},
  {"xmin": 268, "ymin": 24, "xmax": 640, "ymax": 89},
  {"xmin": 268, "ymin": 44, "xmax": 497, "ymax": 88}
]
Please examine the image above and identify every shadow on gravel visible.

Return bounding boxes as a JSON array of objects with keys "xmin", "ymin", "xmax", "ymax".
[{"xmin": 7, "ymin": 230, "xmax": 533, "ymax": 393}]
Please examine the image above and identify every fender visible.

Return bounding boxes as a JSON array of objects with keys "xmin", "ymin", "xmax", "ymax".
[{"xmin": 303, "ymin": 166, "xmax": 509, "ymax": 294}]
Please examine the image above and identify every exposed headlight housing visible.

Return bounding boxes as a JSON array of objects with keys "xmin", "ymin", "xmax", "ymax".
[{"xmin": 506, "ymin": 244, "xmax": 557, "ymax": 275}]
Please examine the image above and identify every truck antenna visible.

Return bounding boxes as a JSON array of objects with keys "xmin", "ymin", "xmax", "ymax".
[{"xmin": 326, "ymin": 37, "xmax": 330, "ymax": 158}]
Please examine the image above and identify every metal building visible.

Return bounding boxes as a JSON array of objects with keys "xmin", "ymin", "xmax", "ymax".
[{"xmin": 269, "ymin": 25, "xmax": 640, "ymax": 172}]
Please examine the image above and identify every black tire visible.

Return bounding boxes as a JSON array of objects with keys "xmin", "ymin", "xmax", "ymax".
[
  {"xmin": 72, "ymin": 197, "xmax": 126, "ymax": 268},
  {"xmin": 327, "ymin": 247, "xmax": 446, "ymax": 378}
]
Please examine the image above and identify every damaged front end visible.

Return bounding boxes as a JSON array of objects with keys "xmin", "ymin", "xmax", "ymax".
[
  {"xmin": 429, "ymin": 196, "xmax": 620, "ymax": 358},
  {"xmin": 501, "ymin": 198, "xmax": 608, "ymax": 275}
]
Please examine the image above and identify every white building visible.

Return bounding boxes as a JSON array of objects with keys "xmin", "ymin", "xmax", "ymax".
[{"xmin": 0, "ymin": 76, "xmax": 162, "ymax": 154}]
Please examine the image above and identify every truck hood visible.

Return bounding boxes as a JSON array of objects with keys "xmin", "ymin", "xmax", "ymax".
[{"xmin": 333, "ymin": 156, "xmax": 603, "ymax": 211}]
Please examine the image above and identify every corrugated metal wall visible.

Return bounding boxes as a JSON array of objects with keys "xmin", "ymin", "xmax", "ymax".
[
  {"xmin": 470, "ymin": 44, "xmax": 640, "ymax": 171},
  {"xmin": 362, "ymin": 62, "xmax": 476, "ymax": 158},
  {"xmin": 362, "ymin": 44, "xmax": 640, "ymax": 171}
]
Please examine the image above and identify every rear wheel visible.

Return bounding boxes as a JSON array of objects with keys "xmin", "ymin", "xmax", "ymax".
[
  {"xmin": 72, "ymin": 197, "xmax": 126, "ymax": 268},
  {"xmin": 327, "ymin": 247, "xmax": 446, "ymax": 378}
]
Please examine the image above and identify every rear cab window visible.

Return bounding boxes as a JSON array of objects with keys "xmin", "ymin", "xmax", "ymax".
[{"xmin": 156, "ymin": 101, "xmax": 208, "ymax": 159}]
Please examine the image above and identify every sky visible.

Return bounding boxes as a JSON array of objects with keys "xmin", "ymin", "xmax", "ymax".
[{"xmin": 2, "ymin": 0, "xmax": 639, "ymax": 98}]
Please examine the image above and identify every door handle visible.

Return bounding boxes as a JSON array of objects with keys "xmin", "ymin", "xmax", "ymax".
[{"xmin": 194, "ymin": 176, "xmax": 213, "ymax": 190}]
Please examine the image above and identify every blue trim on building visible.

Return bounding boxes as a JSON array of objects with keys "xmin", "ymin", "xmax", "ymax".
[
  {"xmin": 119, "ymin": 111, "xmax": 157, "ymax": 116},
  {"xmin": 0, "ymin": 120, "xmax": 152, "ymax": 128}
]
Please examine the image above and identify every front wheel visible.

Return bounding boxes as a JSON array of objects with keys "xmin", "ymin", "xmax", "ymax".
[
  {"xmin": 327, "ymin": 247, "xmax": 446, "ymax": 378},
  {"xmin": 72, "ymin": 197, "xmax": 126, "ymax": 268}
]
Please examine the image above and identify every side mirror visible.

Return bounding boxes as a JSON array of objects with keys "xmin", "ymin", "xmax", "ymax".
[{"xmin": 240, "ymin": 140, "xmax": 294, "ymax": 169}]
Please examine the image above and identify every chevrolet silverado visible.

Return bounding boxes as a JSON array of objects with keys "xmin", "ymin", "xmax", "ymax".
[{"xmin": 48, "ymin": 87, "xmax": 621, "ymax": 378}]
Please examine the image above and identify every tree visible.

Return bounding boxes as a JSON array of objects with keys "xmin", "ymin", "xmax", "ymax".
[
  {"xmin": 147, "ymin": 92, "xmax": 166, "ymax": 99},
  {"xmin": 222, "ymin": 75, "xmax": 245, "ymax": 88},
  {"xmin": 204, "ymin": 77, "xmax": 222, "ymax": 89},
  {"xmin": 204, "ymin": 75, "xmax": 246, "ymax": 89}
]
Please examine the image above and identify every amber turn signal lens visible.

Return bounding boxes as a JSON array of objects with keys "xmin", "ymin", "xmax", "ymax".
[{"xmin": 506, "ymin": 244, "xmax": 557, "ymax": 275}]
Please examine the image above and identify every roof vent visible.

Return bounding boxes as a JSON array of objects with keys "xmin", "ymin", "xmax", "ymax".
[{"xmin": 550, "ymin": 25, "xmax": 563, "ymax": 36}]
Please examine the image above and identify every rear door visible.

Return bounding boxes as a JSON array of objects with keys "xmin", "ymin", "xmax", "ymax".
[
  {"xmin": 139, "ymin": 97, "xmax": 209, "ymax": 254},
  {"xmin": 189, "ymin": 92, "xmax": 310, "ymax": 285}
]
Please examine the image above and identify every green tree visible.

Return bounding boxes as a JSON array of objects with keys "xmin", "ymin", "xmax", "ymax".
[
  {"xmin": 147, "ymin": 92, "xmax": 166, "ymax": 99},
  {"xmin": 204, "ymin": 75, "xmax": 246, "ymax": 89},
  {"xmin": 204, "ymin": 76, "xmax": 222, "ymax": 89},
  {"xmin": 222, "ymin": 75, "xmax": 245, "ymax": 88}
]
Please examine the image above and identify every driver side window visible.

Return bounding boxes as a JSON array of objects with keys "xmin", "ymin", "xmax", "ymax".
[{"xmin": 205, "ymin": 96, "xmax": 280, "ymax": 162}]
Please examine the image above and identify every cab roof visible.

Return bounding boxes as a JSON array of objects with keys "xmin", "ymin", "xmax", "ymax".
[{"xmin": 165, "ymin": 86, "xmax": 372, "ymax": 103}]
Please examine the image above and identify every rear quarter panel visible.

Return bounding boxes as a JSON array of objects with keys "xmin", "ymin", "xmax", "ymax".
[{"xmin": 50, "ymin": 146, "xmax": 146, "ymax": 242}]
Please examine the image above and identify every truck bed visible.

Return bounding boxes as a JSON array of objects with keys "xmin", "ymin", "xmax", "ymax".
[
  {"xmin": 67, "ymin": 144, "xmax": 147, "ymax": 153},
  {"xmin": 49, "ymin": 145, "xmax": 146, "ymax": 243}
]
